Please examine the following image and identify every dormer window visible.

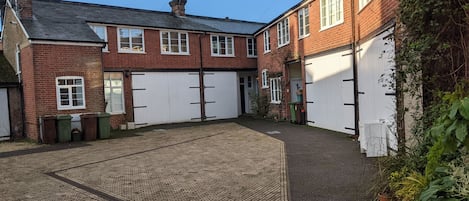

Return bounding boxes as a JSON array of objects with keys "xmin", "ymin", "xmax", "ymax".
[{"xmin": 90, "ymin": 25, "xmax": 108, "ymax": 52}]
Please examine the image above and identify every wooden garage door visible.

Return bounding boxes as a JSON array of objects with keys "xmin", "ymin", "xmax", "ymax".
[
  {"xmin": 132, "ymin": 72, "xmax": 201, "ymax": 126},
  {"xmin": 0, "ymin": 88, "xmax": 10, "ymax": 138},
  {"xmin": 305, "ymin": 49, "xmax": 355, "ymax": 134},
  {"xmin": 132, "ymin": 71, "xmax": 239, "ymax": 127}
]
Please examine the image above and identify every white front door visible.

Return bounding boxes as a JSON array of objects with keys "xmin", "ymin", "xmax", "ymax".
[{"xmin": 0, "ymin": 88, "xmax": 10, "ymax": 138}]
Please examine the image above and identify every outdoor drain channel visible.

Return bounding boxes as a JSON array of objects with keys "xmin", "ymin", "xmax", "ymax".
[{"xmin": 45, "ymin": 132, "xmax": 226, "ymax": 201}]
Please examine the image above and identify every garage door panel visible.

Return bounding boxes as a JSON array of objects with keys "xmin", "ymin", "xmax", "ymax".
[
  {"xmin": 204, "ymin": 72, "xmax": 238, "ymax": 120},
  {"xmin": 306, "ymin": 50, "xmax": 355, "ymax": 134},
  {"xmin": 133, "ymin": 72, "xmax": 200, "ymax": 126},
  {"xmin": 358, "ymin": 28, "xmax": 396, "ymax": 125},
  {"xmin": 0, "ymin": 89, "xmax": 10, "ymax": 138}
]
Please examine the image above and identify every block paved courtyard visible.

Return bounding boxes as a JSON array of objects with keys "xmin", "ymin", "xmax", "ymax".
[{"xmin": 0, "ymin": 118, "xmax": 376, "ymax": 201}]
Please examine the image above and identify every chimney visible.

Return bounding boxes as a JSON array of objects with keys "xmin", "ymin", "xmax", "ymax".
[
  {"xmin": 169, "ymin": 0, "xmax": 187, "ymax": 17},
  {"xmin": 15, "ymin": 0, "xmax": 33, "ymax": 19}
]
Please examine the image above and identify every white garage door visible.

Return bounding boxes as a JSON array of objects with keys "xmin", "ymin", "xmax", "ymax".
[
  {"xmin": 305, "ymin": 49, "xmax": 355, "ymax": 134},
  {"xmin": 132, "ymin": 72, "xmax": 201, "ymax": 126},
  {"xmin": 132, "ymin": 71, "xmax": 239, "ymax": 127},
  {"xmin": 357, "ymin": 28, "xmax": 396, "ymax": 129},
  {"xmin": 204, "ymin": 72, "xmax": 239, "ymax": 120},
  {"xmin": 0, "ymin": 88, "xmax": 10, "ymax": 138}
]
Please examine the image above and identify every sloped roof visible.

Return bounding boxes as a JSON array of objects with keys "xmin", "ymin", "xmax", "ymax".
[
  {"xmin": 0, "ymin": 53, "xmax": 18, "ymax": 84},
  {"xmin": 23, "ymin": 0, "xmax": 265, "ymax": 43}
]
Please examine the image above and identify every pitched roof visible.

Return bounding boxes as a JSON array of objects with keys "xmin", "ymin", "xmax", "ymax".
[{"xmin": 23, "ymin": 0, "xmax": 265, "ymax": 43}]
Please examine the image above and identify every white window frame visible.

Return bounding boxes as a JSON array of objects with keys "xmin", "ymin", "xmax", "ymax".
[
  {"xmin": 298, "ymin": 7, "xmax": 310, "ymax": 39},
  {"xmin": 211, "ymin": 35, "xmax": 235, "ymax": 57},
  {"xmin": 246, "ymin": 38, "xmax": 257, "ymax": 58},
  {"xmin": 359, "ymin": 0, "xmax": 372, "ymax": 10},
  {"xmin": 262, "ymin": 69, "xmax": 269, "ymax": 89},
  {"xmin": 104, "ymin": 72, "xmax": 125, "ymax": 114},
  {"xmin": 277, "ymin": 18, "xmax": 290, "ymax": 48},
  {"xmin": 90, "ymin": 25, "xmax": 108, "ymax": 52},
  {"xmin": 160, "ymin": 31, "xmax": 189, "ymax": 55},
  {"xmin": 320, "ymin": 0, "xmax": 344, "ymax": 30},
  {"xmin": 270, "ymin": 77, "xmax": 282, "ymax": 104},
  {"xmin": 117, "ymin": 27, "xmax": 145, "ymax": 53},
  {"xmin": 56, "ymin": 76, "xmax": 86, "ymax": 110},
  {"xmin": 263, "ymin": 31, "xmax": 271, "ymax": 53}
]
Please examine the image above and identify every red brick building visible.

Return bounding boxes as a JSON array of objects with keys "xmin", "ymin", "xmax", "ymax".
[
  {"xmin": 255, "ymin": 0, "xmax": 399, "ymax": 136},
  {"xmin": 1, "ymin": 0, "xmax": 263, "ymax": 141}
]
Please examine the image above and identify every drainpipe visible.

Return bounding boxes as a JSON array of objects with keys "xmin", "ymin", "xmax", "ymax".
[
  {"xmin": 351, "ymin": 0, "xmax": 359, "ymax": 136},
  {"xmin": 198, "ymin": 33, "xmax": 206, "ymax": 121}
]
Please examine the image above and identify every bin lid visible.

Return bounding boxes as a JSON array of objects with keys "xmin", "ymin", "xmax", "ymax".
[
  {"xmin": 56, "ymin": 114, "xmax": 72, "ymax": 120},
  {"xmin": 97, "ymin": 112, "xmax": 111, "ymax": 117},
  {"xmin": 42, "ymin": 115, "xmax": 57, "ymax": 120}
]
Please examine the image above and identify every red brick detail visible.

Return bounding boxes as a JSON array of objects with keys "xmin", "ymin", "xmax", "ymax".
[
  {"xmin": 20, "ymin": 44, "xmax": 105, "ymax": 141},
  {"xmin": 355, "ymin": 0, "xmax": 399, "ymax": 41},
  {"xmin": 102, "ymin": 28, "xmax": 257, "ymax": 70}
]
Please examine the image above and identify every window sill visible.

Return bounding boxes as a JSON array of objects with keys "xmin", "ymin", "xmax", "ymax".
[
  {"xmin": 270, "ymin": 101, "xmax": 282, "ymax": 105},
  {"xmin": 299, "ymin": 34, "xmax": 310, "ymax": 40},
  {"xmin": 264, "ymin": 50, "xmax": 271, "ymax": 54},
  {"xmin": 319, "ymin": 21, "xmax": 344, "ymax": 32},
  {"xmin": 108, "ymin": 112, "xmax": 126, "ymax": 115},
  {"xmin": 161, "ymin": 52, "xmax": 191, "ymax": 56},
  {"xmin": 211, "ymin": 55, "xmax": 235, "ymax": 58},
  {"xmin": 277, "ymin": 42, "xmax": 290, "ymax": 49},
  {"xmin": 118, "ymin": 51, "xmax": 146, "ymax": 54},
  {"xmin": 247, "ymin": 55, "xmax": 258, "ymax": 58},
  {"xmin": 58, "ymin": 106, "xmax": 86, "ymax": 111},
  {"xmin": 262, "ymin": 86, "xmax": 269, "ymax": 89}
]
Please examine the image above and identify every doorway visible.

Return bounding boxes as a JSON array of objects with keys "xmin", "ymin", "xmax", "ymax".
[{"xmin": 0, "ymin": 88, "xmax": 11, "ymax": 139}]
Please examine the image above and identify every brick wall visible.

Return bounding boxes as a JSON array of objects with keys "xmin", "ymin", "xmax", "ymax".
[
  {"xmin": 32, "ymin": 44, "xmax": 105, "ymax": 117},
  {"xmin": 20, "ymin": 45, "xmax": 38, "ymax": 140},
  {"xmin": 103, "ymin": 27, "xmax": 257, "ymax": 70},
  {"xmin": 8, "ymin": 87, "xmax": 23, "ymax": 138},
  {"xmin": 356, "ymin": 0, "xmax": 399, "ymax": 41}
]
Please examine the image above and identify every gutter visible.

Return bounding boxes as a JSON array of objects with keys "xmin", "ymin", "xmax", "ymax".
[
  {"xmin": 198, "ymin": 32, "xmax": 206, "ymax": 121},
  {"xmin": 351, "ymin": 0, "xmax": 360, "ymax": 136}
]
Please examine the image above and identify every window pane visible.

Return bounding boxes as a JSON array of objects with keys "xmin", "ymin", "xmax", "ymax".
[
  {"xmin": 94, "ymin": 26, "xmax": 106, "ymax": 40},
  {"xmin": 212, "ymin": 36, "xmax": 218, "ymax": 54}
]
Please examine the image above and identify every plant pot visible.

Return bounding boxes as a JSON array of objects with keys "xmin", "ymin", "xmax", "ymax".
[{"xmin": 378, "ymin": 193, "xmax": 391, "ymax": 201}]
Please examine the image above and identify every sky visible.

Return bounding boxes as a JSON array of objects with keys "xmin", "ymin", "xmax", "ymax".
[{"xmin": 69, "ymin": 0, "xmax": 302, "ymax": 23}]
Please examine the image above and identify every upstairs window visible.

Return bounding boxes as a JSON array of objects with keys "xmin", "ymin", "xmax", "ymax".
[
  {"xmin": 161, "ymin": 31, "xmax": 189, "ymax": 54},
  {"xmin": 359, "ymin": 0, "xmax": 372, "ymax": 10},
  {"xmin": 263, "ymin": 31, "xmax": 271, "ymax": 53},
  {"xmin": 270, "ymin": 77, "xmax": 282, "ymax": 104},
  {"xmin": 262, "ymin": 69, "xmax": 269, "ymax": 89},
  {"xmin": 211, "ymin": 35, "xmax": 234, "ymax": 56},
  {"xmin": 277, "ymin": 18, "xmax": 290, "ymax": 47},
  {"xmin": 298, "ymin": 7, "xmax": 310, "ymax": 38},
  {"xmin": 320, "ymin": 0, "xmax": 344, "ymax": 30},
  {"xmin": 90, "ymin": 25, "xmax": 108, "ymax": 51},
  {"xmin": 104, "ymin": 72, "xmax": 125, "ymax": 114},
  {"xmin": 247, "ymin": 38, "xmax": 257, "ymax": 57},
  {"xmin": 56, "ymin": 76, "xmax": 85, "ymax": 110},
  {"xmin": 118, "ymin": 28, "xmax": 144, "ymax": 53}
]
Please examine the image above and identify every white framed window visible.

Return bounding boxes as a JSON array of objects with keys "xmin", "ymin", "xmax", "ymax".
[
  {"xmin": 262, "ymin": 69, "xmax": 269, "ymax": 89},
  {"xmin": 247, "ymin": 38, "xmax": 257, "ymax": 57},
  {"xmin": 211, "ymin": 35, "xmax": 234, "ymax": 57},
  {"xmin": 104, "ymin": 72, "xmax": 125, "ymax": 114},
  {"xmin": 298, "ymin": 7, "xmax": 310, "ymax": 38},
  {"xmin": 270, "ymin": 77, "xmax": 282, "ymax": 104},
  {"xmin": 56, "ymin": 76, "xmax": 86, "ymax": 110},
  {"xmin": 320, "ymin": 0, "xmax": 344, "ymax": 30},
  {"xmin": 277, "ymin": 18, "xmax": 290, "ymax": 47},
  {"xmin": 263, "ymin": 31, "xmax": 271, "ymax": 53},
  {"xmin": 90, "ymin": 25, "xmax": 108, "ymax": 51},
  {"xmin": 160, "ymin": 31, "xmax": 189, "ymax": 54},
  {"xmin": 359, "ymin": 0, "xmax": 372, "ymax": 10},
  {"xmin": 118, "ymin": 28, "xmax": 144, "ymax": 53}
]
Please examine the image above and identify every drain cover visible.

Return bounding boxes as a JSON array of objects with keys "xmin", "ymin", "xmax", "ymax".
[{"xmin": 266, "ymin": 131, "xmax": 281, "ymax": 135}]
